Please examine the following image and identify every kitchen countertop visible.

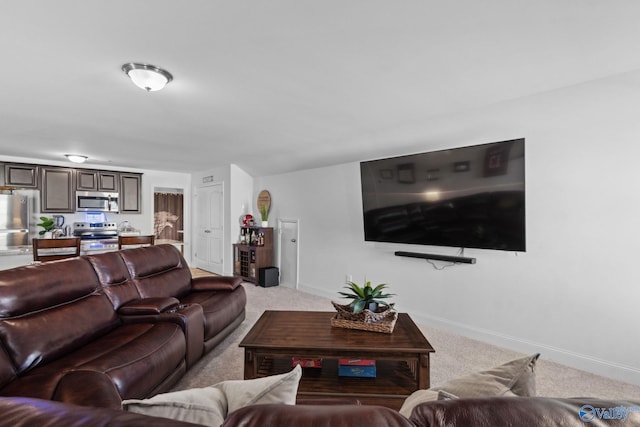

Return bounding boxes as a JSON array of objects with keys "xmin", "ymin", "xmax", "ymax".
[
  {"xmin": 1, "ymin": 240, "xmax": 185, "ymax": 256},
  {"xmin": 0, "ymin": 245, "xmax": 32, "ymax": 256},
  {"xmin": 1, "ymin": 241, "xmax": 117, "ymax": 256},
  {"xmin": 0, "ymin": 240, "xmax": 187, "ymax": 270},
  {"xmin": 155, "ymin": 239, "xmax": 184, "ymax": 246}
]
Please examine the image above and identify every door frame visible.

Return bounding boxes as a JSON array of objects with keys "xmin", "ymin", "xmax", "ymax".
[{"xmin": 277, "ymin": 218, "xmax": 299, "ymax": 290}]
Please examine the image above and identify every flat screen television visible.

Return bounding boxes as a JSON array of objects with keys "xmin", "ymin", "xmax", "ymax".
[{"xmin": 360, "ymin": 138, "xmax": 525, "ymax": 252}]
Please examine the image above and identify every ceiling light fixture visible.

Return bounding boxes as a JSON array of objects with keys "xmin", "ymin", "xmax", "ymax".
[
  {"xmin": 122, "ymin": 63, "xmax": 173, "ymax": 92},
  {"xmin": 65, "ymin": 154, "xmax": 88, "ymax": 164}
]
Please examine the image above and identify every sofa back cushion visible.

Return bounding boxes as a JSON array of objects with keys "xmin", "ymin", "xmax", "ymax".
[
  {"xmin": 409, "ymin": 396, "xmax": 640, "ymax": 427},
  {"xmin": 0, "ymin": 258, "xmax": 119, "ymax": 382},
  {"xmin": 222, "ymin": 404, "xmax": 415, "ymax": 427},
  {"xmin": 119, "ymin": 245, "xmax": 192, "ymax": 299},
  {"xmin": 86, "ymin": 251, "xmax": 140, "ymax": 310}
]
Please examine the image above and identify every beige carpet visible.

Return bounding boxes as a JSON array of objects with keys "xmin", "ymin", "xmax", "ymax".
[{"xmin": 174, "ymin": 276, "xmax": 640, "ymax": 400}]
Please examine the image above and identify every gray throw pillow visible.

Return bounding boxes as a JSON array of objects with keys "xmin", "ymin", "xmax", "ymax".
[
  {"xmin": 432, "ymin": 353, "xmax": 540, "ymax": 398},
  {"xmin": 399, "ymin": 354, "xmax": 540, "ymax": 418}
]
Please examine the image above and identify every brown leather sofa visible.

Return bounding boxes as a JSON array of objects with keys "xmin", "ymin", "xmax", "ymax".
[
  {"xmin": 1, "ymin": 395, "xmax": 639, "ymax": 426},
  {"xmin": 0, "ymin": 244, "xmax": 246, "ymax": 409}
]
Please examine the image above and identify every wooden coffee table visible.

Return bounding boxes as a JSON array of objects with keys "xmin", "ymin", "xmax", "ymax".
[{"xmin": 239, "ymin": 310, "xmax": 435, "ymax": 409}]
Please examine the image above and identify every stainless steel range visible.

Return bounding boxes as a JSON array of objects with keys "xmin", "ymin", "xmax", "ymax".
[
  {"xmin": 73, "ymin": 222, "xmax": 118, "ymax": 240},
  {"xmin": 73, "ymin": 221, "xmax": 119, "ymax": 253}
]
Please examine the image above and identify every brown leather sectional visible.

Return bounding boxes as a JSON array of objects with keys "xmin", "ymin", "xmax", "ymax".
[{"xmin": 0, "ymin": 244, "xmax": 246, "ymax": 409}]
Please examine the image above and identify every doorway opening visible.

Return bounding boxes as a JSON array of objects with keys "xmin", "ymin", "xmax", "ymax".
[{"xmin": 153, "ymin": 188, "xmax": 184, "ymax": 243}]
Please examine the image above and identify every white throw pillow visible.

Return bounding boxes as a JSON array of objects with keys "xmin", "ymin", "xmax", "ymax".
[
  {"xmin": 123, "ymin": 365, "xmax": 302, "ymax": 425},
  {"xmin": 122, "ymin": 386, "xmax": 228, "ymax": 426}
]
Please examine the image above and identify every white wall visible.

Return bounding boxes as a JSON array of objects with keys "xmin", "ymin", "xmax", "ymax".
[{"xmin": 254, "ymin": 70, "xmax": 640, "ymax": 386}]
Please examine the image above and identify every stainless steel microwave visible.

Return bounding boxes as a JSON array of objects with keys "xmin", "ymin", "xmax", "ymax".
[{"xmin": 76, "ymin": 191, "xmax": 119, "ymax": 213}]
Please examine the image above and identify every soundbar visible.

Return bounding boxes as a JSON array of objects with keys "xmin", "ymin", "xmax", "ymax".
[{"xmin": 394, "ymin": 251, "xmax": 476, "ymax": 264}]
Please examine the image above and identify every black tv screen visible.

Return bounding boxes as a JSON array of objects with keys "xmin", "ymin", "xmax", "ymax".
[{"xmin": 360, "ymin": 138, "xmax": 525, "ymax": 252}]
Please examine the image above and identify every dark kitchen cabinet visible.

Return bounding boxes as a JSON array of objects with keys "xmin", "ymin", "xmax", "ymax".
[
  {"xmin": 4, "ymin": 163, "xmax": 39, "ymax": 188},
  {"xmin": 41, "ymin": 166, "xmax": 75, "ymax": 213},
  {"xmin": 119, "ymin": 172, "xmax": 142, "ymax": 213},
  {"xmin": 98, "ymin": 171, "xmax": 119, "ymax": 192},
  {"xmin": 76, "ymin": 170, "xmax": 97, "ymax": 191},
  {"xmin": 76, "ymin": 170, "xmax": 119, "ymax": 192}
]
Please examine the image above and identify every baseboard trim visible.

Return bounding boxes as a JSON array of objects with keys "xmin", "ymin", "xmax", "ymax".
[
  {"xmin": 298, "ymin": 282, "xmax": 640, "ymax": 387},
  {"xmin": 408, "ymin": 311, "xmax": 640, "ymax": 388}
]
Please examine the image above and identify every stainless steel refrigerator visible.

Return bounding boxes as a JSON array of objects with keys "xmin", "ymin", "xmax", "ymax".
[{"xmin": 0, "ymin": 194, "xmax": 29, "ymax": 248}]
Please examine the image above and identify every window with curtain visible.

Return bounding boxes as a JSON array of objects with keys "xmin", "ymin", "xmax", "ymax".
[{"xmin": 154, "ymin": 192, "xmax": 184, "ymax": 241}]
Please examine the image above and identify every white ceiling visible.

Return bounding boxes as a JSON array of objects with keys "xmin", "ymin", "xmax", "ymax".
[{"xmin": 2, "ymin": 1, "xmax": 640, "ymax": 176}]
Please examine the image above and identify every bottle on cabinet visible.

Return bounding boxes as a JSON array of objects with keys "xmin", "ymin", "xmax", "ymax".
[{"xmin": 239, "ymin": 227, "xmax": 269, "ymax": 247}]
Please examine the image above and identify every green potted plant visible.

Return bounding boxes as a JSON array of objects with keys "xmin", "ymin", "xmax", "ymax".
[
  {"xmin": 36, "ymin": 216, "xmax": 55, "ymax": 237},
  {"xmin": 259, "ymin": 204, "xmax": 269, "ymax": 227},
  {"xmin": 338, "ymin": 280, "xmax": 394, "ymax": 314}
]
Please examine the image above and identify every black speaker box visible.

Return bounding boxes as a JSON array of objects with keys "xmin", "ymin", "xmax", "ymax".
[{"xmin": 258, "ymin": 267, "xmax": 279, "ymax": 287}]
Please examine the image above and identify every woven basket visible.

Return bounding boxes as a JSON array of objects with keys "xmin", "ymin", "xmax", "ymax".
[{"xmin": 331, "ymin": 302, "xmax": 398, "ymax": 333}]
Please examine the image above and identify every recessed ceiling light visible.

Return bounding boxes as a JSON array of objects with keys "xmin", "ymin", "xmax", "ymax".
[
  {"xmin": 122, "ymin": 63, "xmax": 173, "ymax": 92},
  {"xmin": 65, "ymin": 154, "xmax": 88, "ymax": 163}
]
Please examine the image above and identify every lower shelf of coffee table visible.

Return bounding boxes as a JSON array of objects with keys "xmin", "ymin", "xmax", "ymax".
[{"xmin": 257, "ymin": 356, "xmax": 418, "ymax": 402}]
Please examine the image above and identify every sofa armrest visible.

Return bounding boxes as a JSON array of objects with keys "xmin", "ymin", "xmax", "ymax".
[
  {"xmin": 191, "ymin": 275, "xmax": 242, "ymax": 291},
  {"xmin": 118, "ymin": 297, "xmax": 180, "ymax": 315},
  {"xmin": 0, "ymin": 396, "xmax": 203, "ymax": 427}
]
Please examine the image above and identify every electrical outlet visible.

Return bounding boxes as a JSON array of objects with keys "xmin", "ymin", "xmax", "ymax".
[{"xmin": 346, "ymin": 274, "xmax": 352, "ymax": 283}]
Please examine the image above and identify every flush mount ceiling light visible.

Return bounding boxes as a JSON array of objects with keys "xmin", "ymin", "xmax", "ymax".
[
  {"xmin": 122, "ymin": 63, "xmax": 173, "ymax": 92},
  {"xmin": 65, "ymin": 154, "xmax": 88, "ymax": 163}
]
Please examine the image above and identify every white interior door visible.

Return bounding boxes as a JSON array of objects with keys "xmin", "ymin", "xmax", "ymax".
[
  {"xmin": 278, "ymin": 219, "xmax": 299, "ymax": 289},
  {"xmin": 194, "ymin": 183, "xmax": 224, "ymax": 274}
]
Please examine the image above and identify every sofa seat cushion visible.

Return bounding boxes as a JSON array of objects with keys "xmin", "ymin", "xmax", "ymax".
[
  {"xmin": 180, "ymin": 286, "xmax": 247, "ymax": 341},
  {"xmin": 1, "ymin": 322, "xmax": 186, "ymax": 408}
]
